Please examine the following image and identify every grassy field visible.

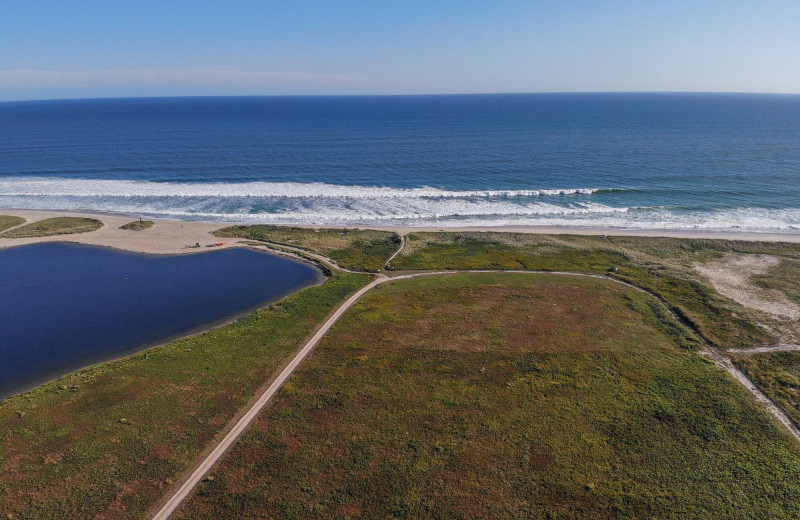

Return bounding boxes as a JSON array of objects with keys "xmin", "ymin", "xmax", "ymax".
[
  {"xmin": 119, "ymin": 220, "xmax": 155, "ymax": 231},
  {"xmin": 215, "ymin": 225, "xmax": 401, "ymax": 272},
  {"xmin": 389, "ymin": 232, "xmax": 800, "ymax": 348},
  {"xmin": 1, "ymin": 216, "xmax": 104, "ymax": 238},
  {"xmin": 736, "ymin": 351, "xmax": 800, "ymax": 428},
  {"xmin": 752, "ymin": 258, "xmax": 800, "ymax": 305},
  {"xmin": 175, "ymin": 274, "xmax": 800, "ymax": 520},
  {"xmin": 0, "ymin": 271, "xmax": 371, "ymax": 519},
  {"xmin": 0, "ymin": 215, "xmax": 25, "ymax": 232},
  {"xmin": 3, "ymin": 224, "xmax": 797, "ymax": 517}
]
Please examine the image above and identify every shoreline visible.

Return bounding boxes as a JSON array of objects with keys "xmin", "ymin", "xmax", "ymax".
[
  {"xmin": 0, "ymin": 243, "xmax": 328, "ymax": 402},
  {"xmin": 359, "ymin": 224, "xmax": 800, "ymax": 243},
  {"xmin": 2, "ymin": 208, "xmax": 800, "ymax": 250}
]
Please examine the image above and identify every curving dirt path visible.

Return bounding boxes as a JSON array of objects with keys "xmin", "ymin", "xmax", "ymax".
[
  {"xmin": 0, "ymin": 218, "xmax": 32, "ymax": 235},
  {"xmin": 704, "ymin": 348, "xmax": 800, "ymax": 442},
  {"xmin": 384, "ymin": 233, "xmax": 406, "ymax": 269},
  {"xmin": 149, "ymin": 260, "xmax": 800, "ymax": 519},
  {"xmin": 240, "ymin": 240, "xmax": 365, "ymax": 274},
  {"xmin": 727, "ymin": 344, "xmax": 800, "ymax": 357}
]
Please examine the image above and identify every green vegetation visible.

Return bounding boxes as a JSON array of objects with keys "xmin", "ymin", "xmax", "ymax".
[
  {"xmin": 1, "ymin": 216, "xmax": 104, "ymax": 238},
  {"xmin": 215, "ymin": 225, "xmax": 401, "ymax": 272},
  {"xmin": 3, "ymin": 223, "xmax": 798, "ymax": 517},
  {"xmin": 752, "ymin": 258, "xmax": 800, "ymax": 305},
  {"xmin": 0, "ymin": 271, "xmax": 371, "ymax": 519},
  {"xmin": 177, "ymin": 274, "xmax": 800, "ymax": 519},
  {"xmin": 0, "ymin": 215, "xmax": 25, "ymax": 232},
  {"xmin": 737, "ymin": 351, "xmax": 800, "ymax": 428},
  {"xmin": 390, "ymin": 232, "xmax": 800, "ymax": 347},
  {"xmin": 210, "ymin": 226, "xmax": 800, "ymax": 347},
  {"xmin": 119, "ymin": 219, "xmax": 155, "ymax": 231}
]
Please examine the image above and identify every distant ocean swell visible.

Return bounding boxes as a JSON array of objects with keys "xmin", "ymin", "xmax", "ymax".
[{"xmin": 2, "ymin": 177, "xmax": 800, "ymax": 231}]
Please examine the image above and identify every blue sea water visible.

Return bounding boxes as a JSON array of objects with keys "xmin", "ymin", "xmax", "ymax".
[
  {"xmin": 1, "ymin": 93, "xmax": 799, "ymax": 231},
  {"xmin": 0, "ymin": 242, "xmax": 322, "ymax": 399}
]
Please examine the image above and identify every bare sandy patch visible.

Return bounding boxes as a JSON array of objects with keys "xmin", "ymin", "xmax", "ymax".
[{"xmin": 696, "ymin": 254, "xmax": 800, "ymax": 341}]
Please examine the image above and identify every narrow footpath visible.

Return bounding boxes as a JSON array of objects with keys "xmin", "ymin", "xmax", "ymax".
[{"xmin": 727, "ymin": 344, "xmax": 800, "ymax": 357}]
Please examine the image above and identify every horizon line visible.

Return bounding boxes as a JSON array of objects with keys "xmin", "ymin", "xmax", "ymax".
[{"xmin": 3, "ymin": 90, "xmax": 800, "ymax": 104}]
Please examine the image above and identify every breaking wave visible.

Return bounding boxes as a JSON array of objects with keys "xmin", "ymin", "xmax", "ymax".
[
  {"xmin": 2, "ymin": 177, "xmax": 800, "ymax": 233},
  {"xmin": 0, "ymin": 178, "xmax": 612, "ymax": 199}
]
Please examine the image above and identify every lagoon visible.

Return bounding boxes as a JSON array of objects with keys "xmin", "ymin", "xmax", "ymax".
[{"xmin": 0, "ymin": 242, "xmax": 323, "ymax": 399}]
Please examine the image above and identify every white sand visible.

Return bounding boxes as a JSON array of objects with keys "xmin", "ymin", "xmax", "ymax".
[{"xmin": 0, "ymin": 210, "xmax": 238, "ymax": 255}]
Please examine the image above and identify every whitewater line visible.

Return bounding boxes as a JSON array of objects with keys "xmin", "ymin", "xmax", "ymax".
[{"xmin": 0, "ymin": 177, "xmax": 608, "ymax": 199}]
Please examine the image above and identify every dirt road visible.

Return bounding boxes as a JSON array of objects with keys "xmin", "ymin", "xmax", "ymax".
[{"xmin": 150, "ymin": 265, "xmax": 800, "ymax": 519}]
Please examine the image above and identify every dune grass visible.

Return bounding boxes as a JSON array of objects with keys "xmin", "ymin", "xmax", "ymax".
[
  {"xmin": 1, "ymin": 216, "xmax": 103, "ymax": 238},
  {"xmin": 119, "ymin": 220, "xmax": 155, "ymax": 231},
  {"xmin": 214, "ymin": 225, "xmax": 401, "ymax": 272},
  {"xmin": 389, "ymin": 232, "xmax": 800, "ymax": 348},
  {"xmin": 752, "ymin": 257, "xmax": 800, "ymax": 305},
  {"xmin": 736, "ymin": 351, "xmax": 800, "ymax": 429},
  {"xmin": 176, "ymin": 273, "xmax": 800, "ymax": 519},
  {"xmin": 0, "ymin": 215, "xmax": 25, "ymax": 232},
  {"xmin": 210, "ymin": 225, "xmax": 800, "ymax": 347},
  {"xmin": 0, "ymin": 271, "xmax": 372, "ymax": 519}
]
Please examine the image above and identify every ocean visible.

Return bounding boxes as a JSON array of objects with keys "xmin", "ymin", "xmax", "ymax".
[{"xmin": 1, "ymin": 93, "xmax": 799, "ymax": 232}]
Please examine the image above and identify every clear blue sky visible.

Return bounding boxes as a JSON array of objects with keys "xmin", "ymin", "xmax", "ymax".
[{"xmin": 1, "ymin": 0, "xmax": 798, "ymax": 100}]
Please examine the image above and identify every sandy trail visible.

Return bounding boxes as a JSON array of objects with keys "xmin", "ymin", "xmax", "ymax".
[
  {"xmin": 727, "ymin": 344, "xmax": 800, "ymax": 356},
  {"xmin": 702, "ymin": 347, "xmax": 800, "ymax": 442},
  {"xmin": 0, "ymin": 218, "xmax": 35, "ymax": 234},
  {"xmin": 149, "ymin": 275, "xmax": 386, "ymax": 520},
  {"xmin": 242, "ymin": 241, "xmax": 363, "ymax": 273},
  {"xmin": 384, "ymin": 233, "xmax": 406, "ymax": 268}
]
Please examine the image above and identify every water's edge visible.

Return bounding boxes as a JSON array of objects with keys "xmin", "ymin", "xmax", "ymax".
[{"xmin": 0, "ymin": 244, "xmax": 326, "ymax": 401}]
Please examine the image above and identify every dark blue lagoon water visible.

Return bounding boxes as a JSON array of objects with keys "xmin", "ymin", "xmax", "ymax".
[
  {"xmin": 0, "ymin": 243, "xmax": 322, "ymax": 399},
  {"xmin": 1, "ymin": 93, "xmax": 800, "ymax": 231}
]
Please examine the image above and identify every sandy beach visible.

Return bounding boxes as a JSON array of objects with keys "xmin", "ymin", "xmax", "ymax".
[
  {"xmin": 0, "ymin": 210, "xmax": 240, "ymax": 254},
  {"xmin": 2, "ymin": 208, "xmax": 800, "ymax": 255}
]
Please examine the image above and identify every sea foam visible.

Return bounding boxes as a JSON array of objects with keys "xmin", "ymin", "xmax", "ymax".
[
  {"xmin": 2, "ymin": 177, "xmax": 800, "ymax": 232},
  {"xmin": 0, "ymin": 178, "xmax": 606, "ymax": 199}
]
